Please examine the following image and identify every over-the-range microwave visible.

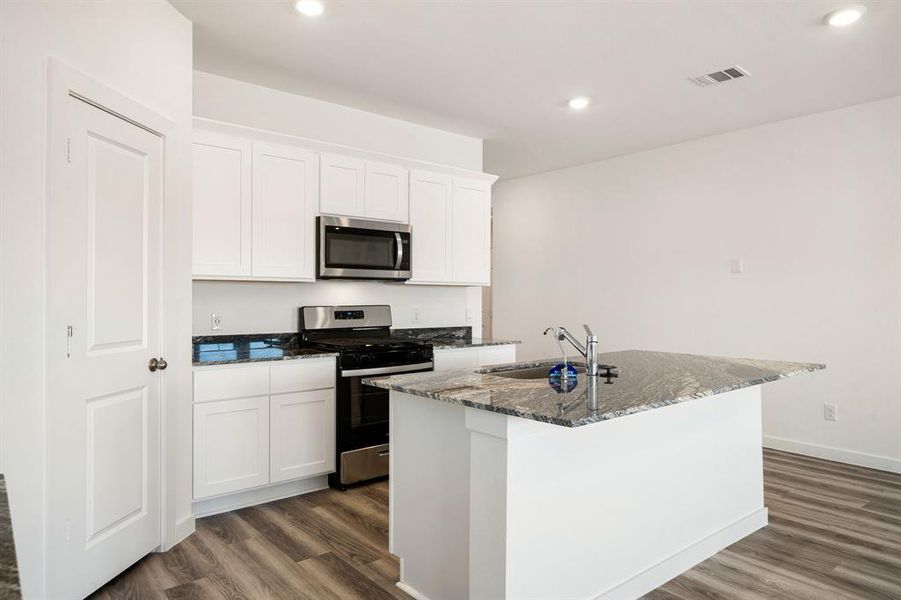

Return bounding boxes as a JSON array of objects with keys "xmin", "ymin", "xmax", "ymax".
[{"xmin": 318, "ymin": 216, "xmax": 412, "ymax": 281}]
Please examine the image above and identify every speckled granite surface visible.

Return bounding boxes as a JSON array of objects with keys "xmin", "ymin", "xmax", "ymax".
[
  {"xmin": 364, "ymin": 350, "xmax": 824, "ymax": 427},
  {"xmin": 193, "ymin": 334, "xmax": 337, "ymax": 366},
  {"xmin": 392, "ymin": 326, "xmax": 521, "ymax": 350},
  {"xmin": 0, "ymin": 475, "xmax": 20, "ymax": 599}
]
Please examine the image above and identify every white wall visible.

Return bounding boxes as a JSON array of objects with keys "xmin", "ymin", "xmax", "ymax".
[
  {"xmin": 0, "ymin": 2, "xmax": 194, "ymax": 597},
  {"xmin": 492, "ymin": 97, "xmax": 901, "ymax": 473},
  {"xmin": 192, "ymin": 72, "xmax": 485, "ymax": 336}
]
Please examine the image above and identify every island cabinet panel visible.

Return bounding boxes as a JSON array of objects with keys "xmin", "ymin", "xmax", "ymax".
[
  {"xmin": 251, "ymin": 143, "xmax": 318, "ymax": 280},
  {"xmin": 364, "ymin": 161, "xmax": 409, "ymax": 222},
  {"xmin": 193, "ymin": 396, "xmax": 270, "ymax": 499},
  {"xmin": 409, "ymin": 169, "xmax": 454, "ymax": 283},
  {"xmin": 320, "ymin": 152, "xmax": 365, "ymax": 217},
  {"xmin": 475, "ymin": 345, "xmax": 516, "ymax": 367},
  {"xmin": 451, "ymin": 177, "xmax": 492, "ymax": 285},
  {"xmin": 433, "ymin": 345, "xmax": 516, "ymax": 371},
  {"xmin": 270, "ymin": 389, "xmax": 335, "ymax": 483},
  {"xmin": 192, "ymin": 132, "xmax": 252, "ymax": 278}
]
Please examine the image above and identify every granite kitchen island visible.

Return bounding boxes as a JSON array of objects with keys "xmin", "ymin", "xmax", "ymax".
[{"xmin": 365, "ymin": 350, "xmax": 823, "ymax": 600}]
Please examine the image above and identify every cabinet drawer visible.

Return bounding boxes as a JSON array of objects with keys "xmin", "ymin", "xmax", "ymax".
[
  {"xmin": 194, "ymin": 365, "xmax": 269, "ymax": 403},
  {"xmin": 270, "ymin": 358, "xmax": 336, "ymax": 394}
]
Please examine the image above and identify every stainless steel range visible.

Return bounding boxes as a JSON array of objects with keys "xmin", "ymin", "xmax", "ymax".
[{"xmin": 299, "ymin": 305, "xmax": 433, "ymax": 489}]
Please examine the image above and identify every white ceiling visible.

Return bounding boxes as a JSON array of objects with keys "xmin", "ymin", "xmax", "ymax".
[{"xmin": 171, "ymin": 1, "xmax": 901, "ymax": 179}]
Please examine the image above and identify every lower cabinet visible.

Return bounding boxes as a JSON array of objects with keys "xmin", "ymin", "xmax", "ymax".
[
  {"xmin": 194, "ymin": 396, "xmax": 270, "ymax": 499},
  {"xmin": 433, "ymin": 344, "xmax": 517, "ymax": 371},
  {"xmin": 193, "ymin": 358, "xmax": 336, "ymax": 500},
  {"xmin": 270, "ymin": 389, "xmax": 335, "ymax": 483}
]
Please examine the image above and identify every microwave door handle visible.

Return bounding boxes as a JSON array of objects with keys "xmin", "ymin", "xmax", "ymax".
[{"xmin": 394, "ymin": 232, "xmax": 403, "ymax": 270}]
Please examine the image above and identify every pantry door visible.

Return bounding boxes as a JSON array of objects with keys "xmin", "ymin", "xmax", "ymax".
[{"xmin": 46, "ymin": 74, "xmax": 165, "ymax": 598}]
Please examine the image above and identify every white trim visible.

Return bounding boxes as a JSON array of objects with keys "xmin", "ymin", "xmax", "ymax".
[
  {"xmin": 763, "ymin": 436, "xmax": 901, "ymax": 474},
  {"xmin": 194, "ymin": 116, "xmax": 498, "ymax": 185},
  {"xmin": 396, "ymin": 581, "xmax": 432, "ymax": 600},
  {"xmin": 171, "ymin": 515, "xmax": 196, "ymax": 547},
  {"xmin": 191, "ymin": 476, "xmax": 328, "ymax": 518},
  {"xmin": 596, "ymin": 508, "xmax": 768, "ymax": 600}
]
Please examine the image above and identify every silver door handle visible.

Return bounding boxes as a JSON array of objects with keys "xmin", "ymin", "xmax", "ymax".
[
  {"xmin": 149, "ymin": 357, "xmax": 168, "ymax": 372},
  {"xmin": 394, "ymin": 232, "xmax": 403, "ymax": 270},
  {"xmin": 341, "ymin": 362, "xmax": 433, "ymax": 377}
]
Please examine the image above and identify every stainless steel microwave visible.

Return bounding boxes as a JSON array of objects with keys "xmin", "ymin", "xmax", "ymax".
[{"xmin": 318, "ymin": 216, "xmax": 412, "ymax": 281}]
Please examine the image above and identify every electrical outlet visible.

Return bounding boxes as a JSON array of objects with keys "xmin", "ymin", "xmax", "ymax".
[
  {"xmin": 731, "ymin": 257, "xmax": 743, "ymax": 274},
  {"xmin": 412, "ymin": 308, "xmax": 421, "ymax": 325},
  {"xmin": 823, "ymin": 403, "xmax": 837, "ymax": 422},
  {"xmin": 465, "ymin": 308, "xmax": 473, "ymax": 325},
  {"xmin": 211, "ymin": 313, "xmax": 223, "ymax": 331}
]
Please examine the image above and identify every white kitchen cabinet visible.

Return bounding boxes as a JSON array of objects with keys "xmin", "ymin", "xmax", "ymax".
[
  {"xmin": 409, "ymin": 170, "xmax": 453, "ymax": 283},
  {"xmin": 192, "ymin": 131, "xmax": 252, "ymax": 278},
  {"xmin": 270, "ymin": 389, "xmax": 335, "ymax": 483},
  {"xmin": 451, "ymin": 177, "xmax": 491, "ymax": 285},
  {"xmin": 251, "ymin": 143, "xmax": 318, "ymax": 280},
  {"xmin": 194, "ymin": 396, "xmax": 270, "ymax": 499},
  {"xmin": 320, "ymin": 152, "xmax": 365, "ymax": 217},
  {"xmin": 434, "ymin": 345, "xmax": 516, "ymax": 371},
  {"xmin": 365, "ymin": 161, "xmax": 409, "ymax": 222}
]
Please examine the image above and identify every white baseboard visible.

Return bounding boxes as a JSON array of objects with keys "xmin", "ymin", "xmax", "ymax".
[
  {"xmin": 174, "ymin": 514, "xmax": 196, "ymax": 544},
  {"xmin": 192, "ymin": 475, "xmax": 329, "ymax": 518},
  {"xmin": 597, "ymin": 507, "xmax": 769, "ymax": 600},
  {"xmin": 763, "ymin": 436, "xmax": 901, "ymax": 474},
  {"xmin": 396, "ymin": 581, "xmax": 431, "ymax": 600}
]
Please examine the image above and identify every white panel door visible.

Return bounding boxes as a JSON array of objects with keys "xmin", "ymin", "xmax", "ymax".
[
  {"xmin": 270, "ymin": 389, "xmax": 336, "ymax": 482},
  {"xmin": 194, "ymin": 396, "xmax": 270, "ymax": 499},
  {"xmin": 252, "ymin": 143, "xmax": 318, "ymax": 280},
  {"xmin": 409, "ymin": 170, "xmax": 453, "ymax": 283},
  {"xmin": 46, "ymin": 95, "xmax": 162, "ymax": 598},
  {"xmin": 192, "ymin": 131, "xmax": 252, "ymax": 277},
  {"xmin": 320, "ymin": 152, "xmax": 365, "ymax": 217},
  {"xmin": 365, "ymin": 161, "xmax": 409, "ymax": 222},
  {"xmin": 452, "ymin": 177, "xmax": 492, "ymax": 285}
]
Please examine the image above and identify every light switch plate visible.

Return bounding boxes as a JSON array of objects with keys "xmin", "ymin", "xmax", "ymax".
[
  {"xmin": 412, "ymin": 308, "xmax": 421, "ymax": 325},
  {"xmin": 731, "ymin": 257, "xmax": 743, "ymax": 274},
  {"xmin": 823, "ymin": 403, "xmax": 837, "ymax": 422},
  {"xmin": 211, "ymin": 313, "xmax": 223, "ymax": 331}
]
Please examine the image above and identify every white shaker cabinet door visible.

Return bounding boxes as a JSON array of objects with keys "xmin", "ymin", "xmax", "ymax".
[
  {"xmin": 192, "ymin": 132, "xmax": 252, "ymax": 277},
  {"xmin": 409, "ymin": 170, "xmax": 453, "ymax": 283},
  {"xmin": 194, "ymin": 396, "xmax": 270, "ymax": 499},
  {"xmin": 251, "ymin": 143, "xmax": 318, "ymax": 280},
  {"xmin": 451, "ymin": 177, "xmax": 491, "ymax": 285},
  {"xmin": 364, "ymin": 161, "xmax": 409, "ymax": 222},
  {"xmin": 320, "ymin": 152, "xmax": 365, "ymax": 217},
  {"xmin": 270, "ymin": 389, "xmax": 336, "ymax": 483}
]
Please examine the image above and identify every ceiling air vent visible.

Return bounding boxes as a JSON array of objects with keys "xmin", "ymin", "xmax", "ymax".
[{"xmin": 690, "ymin": 65, "xmax": 750, "ymax": 88}]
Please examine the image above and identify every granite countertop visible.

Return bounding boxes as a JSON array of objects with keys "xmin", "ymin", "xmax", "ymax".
[
  {"xmin": 391, "ymin": 326, "xmax": 521, "ymax": 350},
  {"xmin": 193, "ymin": 334, "xmax": 337, "ymax": 366},
  {"xmin": 364, "ymin": 349, "xmax": 824, "ymax": 427},
  {"xmin": 0, "ymin": 475, "xmax": 20, "ymax": 599}
]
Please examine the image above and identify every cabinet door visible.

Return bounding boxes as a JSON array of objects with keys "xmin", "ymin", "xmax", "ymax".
[
  {"xmin": 409, "ymin": 170, "xmax": 453, "ymax": 283},
  {"xmin": 365, "ymin": 161, "xmax": 409, "ymax": 222},
  {"xmin": 320, "ymin": 153, "xmax": 365, "ymax": 217},
  {"xmin": 451, "ymin": 177, "xmax": 492, "ymax": 285},
  {"xmin": 252, "ymin": 143, "xmax": 318, "ymax": 280},
  {"xmin": 434, "ymin": 348, "xmax": 479, "ymax": 371},
  {"xmin": 477, "ymin": 345, "xmax": 516, "ymax": 367},
  {"xmin": 193, "ymin": 132, "xmax": 252, "ymax": 277},
  {"xmin": 270, "ymin": 389, "xmax": 336, "ymax": 482},
  {"xmin": 194, "ymin": 396, "xmax": 269, "ymax": 499}
]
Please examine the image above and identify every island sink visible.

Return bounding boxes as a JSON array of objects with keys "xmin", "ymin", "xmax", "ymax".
[{"xmin": 364, "ymin": 349, "xmax": 823, "ymax": 599}]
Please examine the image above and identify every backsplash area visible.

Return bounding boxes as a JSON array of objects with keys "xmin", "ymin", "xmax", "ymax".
[{"xmin": 193, "ymin": 280, "xmax": 483, "ymax": 335}]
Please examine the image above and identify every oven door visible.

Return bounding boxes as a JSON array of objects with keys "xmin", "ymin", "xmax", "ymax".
[
  {"xmin": 336, "ymin": 361, "xmax": 432, "ymax": 485},
  {"xmin": 319, "ymin": 216, "xmax": 411, "ymax": 280}
]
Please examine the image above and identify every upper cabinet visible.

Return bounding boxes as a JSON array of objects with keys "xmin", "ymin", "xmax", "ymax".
[
  {"xmin": 320, "ymin": 153, "xmax": 365, "ymax": 217},
  {"xmin": 251, "ymin": 143, "xmax": 318, "ymax": 280},
  {"xmin": 321, "ymin": 153, "xmax": 409, "ymax": 223},
  {"xmin": 409, "ymin": 171, "xmax": 491, "ymax": 286},
  {"xmin": 193, "ymin": 132, "xmax": 252, "ymax": 277}
]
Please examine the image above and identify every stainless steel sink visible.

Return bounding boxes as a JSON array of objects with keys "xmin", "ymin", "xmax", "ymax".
[{"xmin": 490, "ymin": 365, "xmax": 586, "ymax": 380}]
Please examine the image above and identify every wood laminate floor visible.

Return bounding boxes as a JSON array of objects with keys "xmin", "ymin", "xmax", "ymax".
[{"xmin": 91, "ymin": 449, "xmax": 901, "ymax": 600}]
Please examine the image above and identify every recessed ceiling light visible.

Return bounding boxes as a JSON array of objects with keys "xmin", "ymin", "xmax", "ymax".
[
  {"xmin": 568, "ymin": 97, "xmax": 590, "ymax": 110},
  {"xmin": 296, "ymin": 0, "xmax": 324, "ymax": 17},
  {"xmin": 824, "ymin": 5, "xmax": 866, "ymax": 26}
]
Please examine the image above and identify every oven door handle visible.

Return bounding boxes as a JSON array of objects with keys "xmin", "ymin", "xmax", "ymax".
[
  {"xmin": 394, "ymin": 232, "xmax": 403, "ymax": 270},
  {"xmin": 342, "ymin": 362, "xmax": 433, "ymax": 377}
]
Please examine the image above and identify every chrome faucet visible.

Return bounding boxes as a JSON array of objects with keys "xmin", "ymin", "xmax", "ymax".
[{"xmin": 543, "ymin": 324, "xmax": 600, "ymax": 377}]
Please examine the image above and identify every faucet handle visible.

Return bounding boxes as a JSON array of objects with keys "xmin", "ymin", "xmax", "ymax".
[{"xmin": 583, "ymin": 324, "xmax": 596, "ymax": 339}]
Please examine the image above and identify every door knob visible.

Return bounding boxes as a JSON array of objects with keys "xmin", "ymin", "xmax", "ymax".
[{"xmin": 149, "ymin": 357, "xmax": 168, "ymax": 372}]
